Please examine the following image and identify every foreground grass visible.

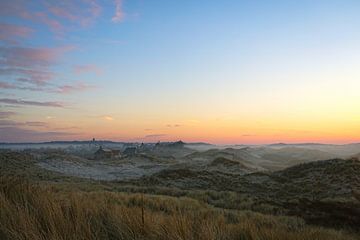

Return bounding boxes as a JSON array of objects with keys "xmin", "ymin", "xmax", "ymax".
[{"xmin": 0, "ymin": 177, "xmax": 357, "ymax": 240}]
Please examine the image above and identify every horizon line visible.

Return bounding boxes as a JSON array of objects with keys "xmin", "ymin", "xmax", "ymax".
[{"xmin": 1, "ymin": 140, "xmax": 360, "ymax": 146}]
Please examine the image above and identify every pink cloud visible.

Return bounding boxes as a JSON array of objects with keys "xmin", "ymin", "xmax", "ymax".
[
  {"xmin": 0, "ymin": 23, "xmax": 33, "ymax": 43},
  {"xmin": 112, "ymin": 0, "xmax": 124, "ymax": 23},
  {"xmin": 0, "ymin": 82, "xmax": 15, "ymax": 89},
  {"xmin": 0, "ymin": 46, "xmax": 73, "ymax": 68},
  {"xmin": 0, "ymin": 46, "xmax": 74, "ymax": 86},
  {"xmin": 55, "ymin": 83, "xmax": 95, "ymax": 94},
  {"xmin": 48, "ymin": 6, "xmax": 78, "ymax": 21},
  {"xmin": 31, "ymin": 12, "xmax": 65, "ymax": 34},
  {"xmin": 0, "ymin": 0, "xmax": 103, "ymax": 35},
  {"xmin": 0, "ymin": 68, "xmax": 55, "ymax": 85},
  {"xmin": 88, "ymin": 0, "xmax": 102, "ymax": 17},
  {"xmin": 82, "ymin": 0, "xmax": 102, "ymax": 26},
  {"xmin": 47, "ymin": 0, "xmax": 102, "ymax": 27},
  {"xmin": 16, "ymin": 75, "xmax": 53, "ymax": 86},
  {"xmin": 73, "ymin": 64, "xmax": 102, "ymax": 75}
]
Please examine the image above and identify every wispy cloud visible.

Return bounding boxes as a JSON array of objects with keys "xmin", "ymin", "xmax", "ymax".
[
  {"xmin": 102, "ymin": 115, "xmax": 114, "ymax": 121},
  {"xmin": 0, "ymin": 120, "xmax": 18, "ymax": 126},
  {"xmin": 46, "ymin": 0, "xmax": 102, "ymax": 27},
  {"xmin": 91, "ymin": 115, "xmax": 115, "ymax": 121},
  {"xmin": 30, "ymin": 12, "xmax": 65, "ymax": 34},
  {"xmin": 25, "ymin": 121, "xmax": 48, "ymax": 127},
  {"xmin": 0, "ymin": 23, "xmax": 33, "ymax": 44},
  {"xmin": 0, "ymin": 45, "xmax": 73, "ymax": 90},
  {"xmin": 0, "ymin": 46, "xmax": 73, "ymax": 68},
  {"xmin": 0, "ymin": 126, "xmax": 77, "ymax": 142},
  {"xmin": 0, "ymin": 1, "xmax": 63, "ymax": 34},
  {"xmin": 0, "ymin": 80, "xmax": 95, "ymax": 94},
  {"xmin": 0, "ymin": 111, "xmax": 16, "ymax": 119},
  {"xmin": 166, "ymin": 124, "xmax": 182, "ymax": 128},
  {"xmin": 0, "ymin": 1, "xmax": 103, "ymax": 35},
  {"xmin": 0, "ymin": 0, "xmax": 30, "ymax": 19},
  {"xmin": 0, "ymin": 82, "xmax": 15, "ymax": 89},
  {"xmin": 52, "ymin": 126, "xmax": 80, "ymax": 131},
  {"xmin": 112, "ymin": 0, "xmax": 124, "ymax": 23},
  {"xmin": 0, "ymin": 120, "xmax": 48, "ymax": 127},
  {"xmin": 0, "ymin": 68, "xmax": 55, "ymax": 86},
  {"xmin": 145, "ymin": 134, "xmax": 167, "ymax": 138},
  {"xmin": 0, "ymin": 2, "xmax": 123, "ymax": 98},
  {"xmin": 73, "ymin": 64, "xmax": 102, "ymax": 75},
  {"xmin": 48, "ymin": 6, "xmax": 78, "ymax": 22},
  {"xmin": 54, "ymin": 83, "xmax": 96, "ymax": 94},
  {"xmin": 0, "ymin": 98, "xmax": 65, "ymax": 108},
  {"xmin": 0, "ymin": 81, "xmax": 45, "ymax": 91},
  {"xmin": 0, "ymin": 46, "xmax": 95, "ymax": 95}
]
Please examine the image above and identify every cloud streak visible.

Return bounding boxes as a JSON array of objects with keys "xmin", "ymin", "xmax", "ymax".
[
  {"xmin": 0, "ymin": 0, "xmax": 126, "ymax": 34},
  {"xmin": 0, "ymin": 0, "xmax": 103, "ymax": 35},
  {"xmin": 0, "ymin": 23, "xmax": 33, "ymax": 44},
  {"xmin": 0, "ymin": 46, "xmax": 73, "ymax": 68},
  {"xmin": 46, "ymin": 0, "xmax": 102, "ymax": 28},
  {"xmin": 0, "ymin": 68, "xmax": 55, "ymax": 86},
  {"xmin": 0, "ymin": 46, "xmax": 95, "ymax": 94},
  {"xmin": 98, "ymin": 115, "xmax": 114, "ymax": 121},
  {"xmin": 0, "ymin": 111, "xmax": 16, "ymax": 119},
  {"xmin": 0, "ymin": 120, "xmax": 48, "ymax": 127},
  {"xmin": 73, "ymin": 64, "xmax": 102, "ymax": 75},
  {"xmin": 145, "ymin": 134, "xmax": 167, "ymax": 138},
  {"xmin": 166, "ymin": 124, "xmax": 181, "ymax": 128},
  {"xmin": 0, "ymin": 80, "xmax": 95, "ymax": 94},
  {"xmin": 0, "ymin": 81, "xmax": 46, "ymax": 91},
  {"xmin": 54, "ymin": 83, "xmax": 96, "ymax": 94},
  {"xmin": 0, "ymin": 98, "xmax": 65, "ymax": 108},
  {"xmin": 0, "ymin": 126, "xmax": 77, "ymax": 142},
  {"xmin": 112, "ymin": 0, "xmax": 124, "ymax": 23},
  {"xmin": 25, "ymin": 121, "xmax": 48, "ymax": 127},
  {"xmin": 0, "ymin": 45, "xmax": 73, "ymax": 92}
]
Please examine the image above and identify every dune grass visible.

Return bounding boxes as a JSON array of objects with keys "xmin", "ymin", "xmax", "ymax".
[{"xmin": 1, "ymin": 177, "xmax": 358, "ymax": 240}]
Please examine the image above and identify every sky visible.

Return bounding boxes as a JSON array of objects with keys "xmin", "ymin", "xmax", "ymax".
[{"xmin": 1, "ymin": 0, "xmax": 360, "ymax": 144}]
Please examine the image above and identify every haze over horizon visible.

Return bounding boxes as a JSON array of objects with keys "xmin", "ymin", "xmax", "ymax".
[
  {"xmin": 2, "ymin": 139, "xmax": 360, "ymax": 146},
  {"xmin": 1, "ymin": 0, "xmax": 360, "ymax": 144}
]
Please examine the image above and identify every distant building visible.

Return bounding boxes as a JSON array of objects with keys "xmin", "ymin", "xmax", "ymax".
[
  {"xmin": 94, "ymin": 146, "xmax": 120, "ymax": 159},
  {"xmin": 123, "ymin": 147, "xmax": 137, "ymax": 156}
]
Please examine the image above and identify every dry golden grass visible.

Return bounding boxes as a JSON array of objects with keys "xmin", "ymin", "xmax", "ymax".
[{"xmin": 0, "ymin": 177, "xmax": 357, "ymax": 240}]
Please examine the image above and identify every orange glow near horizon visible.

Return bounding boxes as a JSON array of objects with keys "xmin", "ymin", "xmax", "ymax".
[{"xmin": 26, "ymin": 114, "xmax": 359, "ymax": 144}]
